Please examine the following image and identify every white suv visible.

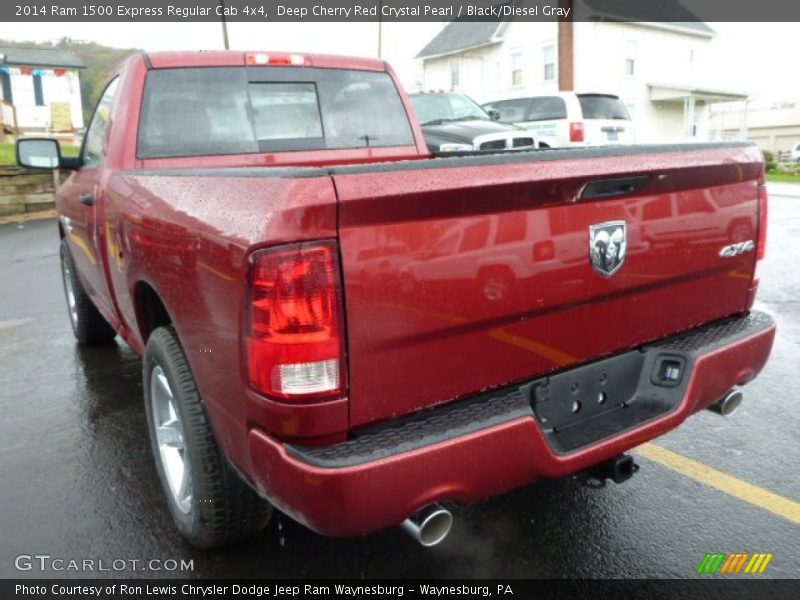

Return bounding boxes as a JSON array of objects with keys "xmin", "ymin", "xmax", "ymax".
[
  {"xmin": 482, "ymin": 92, "xmax": 635, "ymax": 148},
  {"xmin": 791, "ymin": 142, "xmax": 800, "ymax": 162}
]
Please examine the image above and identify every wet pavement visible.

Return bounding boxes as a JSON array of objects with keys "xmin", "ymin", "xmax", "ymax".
[{"xmin": 0, "ymin": 194, "xmax": 798, "ymax": 580}]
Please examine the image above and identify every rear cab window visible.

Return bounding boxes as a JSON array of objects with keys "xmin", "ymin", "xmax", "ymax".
[{"xmin": 137, "ymin": 67, "xmax": 415, "ymax": 158}]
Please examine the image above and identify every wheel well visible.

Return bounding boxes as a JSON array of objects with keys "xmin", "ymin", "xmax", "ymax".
[{"xmin": 135, "ymin": 282, "xmax": 172, "ymax": 344}]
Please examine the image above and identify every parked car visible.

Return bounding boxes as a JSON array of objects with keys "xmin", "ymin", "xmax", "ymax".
[
  {"xmin": 482, "ymin": 92, "xmax": 635, "ymax": 147},
  {"xmin": 18, "ymin": 50, "xmax": 774, "ymax": 549},
  {"xmin": 409, "ymin": 91, "xmax": 538, "ymax": 152},
  {"xmin": 791, "ymin": 142, "xmax": 800, "ymax": 162}
]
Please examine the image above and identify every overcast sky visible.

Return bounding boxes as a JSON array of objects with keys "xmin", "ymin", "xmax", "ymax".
[{"xmin": 0, "ymin": 21, "xmax": 796, "ymax": 103}]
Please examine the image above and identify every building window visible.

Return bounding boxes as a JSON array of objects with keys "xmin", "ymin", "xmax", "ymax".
[
  {"xmin": 450, "ymin": 58, "xmax": 460, "ymax": 88},
  {"xmin": 625, "ymin": 40, "xmax": 637, "ymax": 77},
  {"xmin": 510, "ymin": 51, "xmax": 523, "ymax": 86},
  {"xmin": 624, "ymin": 58, "xmax": 635, "ymax": 76},
  {"xmin": 542, "ymin": 45, "xmax": 556, "ymax": 81},
  {"xmin": 33, "ymin": 74, "xmax": 44, "ymax": 106},
  {"xmin": 0, "ymin": 72, "xmax": 12, "ymax": 104}
]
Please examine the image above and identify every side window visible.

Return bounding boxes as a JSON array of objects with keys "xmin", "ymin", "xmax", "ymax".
[
  {"xmin": 496, "ymin": 213, "xmax": 527, "ymax": 244},
  {"xmin": 459, "ymin": 220, "xmax": 490, "ymax": 252},
  {"xmin": 624, "ymin": 40, "xmax": 637, "ymax": 77},
  {"xmin": 33, "ymin": 74, "xmax": 44, "ymax": 106},
  {"xmin": 527, "ymin": 97, "xmax": 568, "ymax": 121},
  {"xmin": 429, "ymin": 232, "xmax": 459, "ymax": 259},
  {"xmin": 450, "ymin": 58, "xmax": 461, "ymax": 88},
  {"xmin": 82, "ymin": 78, "xmax": 119, "ymax": 166},
  {"xmin": 542, "ymin": 45, "xmax": 556, "ymax": 81},
  {"xmin": 677, "ymin": 194, "xmax": 715, "ymax": 216},
  {"xmin": 0, "ymin": 71, "xmax": 12, "ymax": 104},
  {"xmin": 490, "ymin": 99, "xmax": 531, "ymax": 123},
  {"xmin": 641, "ymin": 198, "xmax": 671, "ymax": 221},
  {"xmin": 510, "ymin": 51, "xmax": 523, "ymax": 87}
]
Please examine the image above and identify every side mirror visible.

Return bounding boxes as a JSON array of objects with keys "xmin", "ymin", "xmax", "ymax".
[
  {"xmin": 17, "ymin": 138, "xmax": 62, "ymax": 170},
  {"xmin": 487, "ymin": 109, "xmax": 501, "ymax": 121}
]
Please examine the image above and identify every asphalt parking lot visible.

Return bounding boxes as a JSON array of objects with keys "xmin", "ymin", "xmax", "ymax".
[{"xmin": 0, "ymin": 192, "xmax": 798, "ymax": 580}]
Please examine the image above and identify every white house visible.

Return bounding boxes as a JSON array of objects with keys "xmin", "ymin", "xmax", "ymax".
[
  {"xmin": 0, "ymin": 46, "xmax": 86, "ymax": 136},
  {"xmin": 416, "ymin": 1, "xmax": 748, "ymax": 143}
]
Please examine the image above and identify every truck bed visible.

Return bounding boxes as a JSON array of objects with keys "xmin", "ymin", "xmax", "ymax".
[{"xmin": 116, "ymin": 142, "xmax": 763, "ymax": 436}]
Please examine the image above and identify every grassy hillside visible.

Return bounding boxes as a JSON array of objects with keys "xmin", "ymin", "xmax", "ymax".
[{"xmin": 0, "ymin": 37, "xmax": 139, "ymax": 124}]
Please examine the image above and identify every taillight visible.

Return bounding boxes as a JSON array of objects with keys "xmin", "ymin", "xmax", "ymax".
[
  {"xmin": 245, "ymin": 241, "xmax": 345, "ymax": 401},
  {"xmin": 246, "ymin": 52, "xmax": 310, "ymax": 67},
  {"xmin": 532, "ymin": 240, "xmax": 555, "ymax": 262},
  {"xmin": 757, "ymin": 183, "xmax": 768, "ymax": 261},
  {"xmin": 570, "ymin": 122, "xmax": 584, "ymax": 143}
]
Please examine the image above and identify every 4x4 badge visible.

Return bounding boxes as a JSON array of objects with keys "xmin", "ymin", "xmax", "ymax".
[{"xmin": 589, "ymin": 221, "xmax": 627, "ymax": 277}]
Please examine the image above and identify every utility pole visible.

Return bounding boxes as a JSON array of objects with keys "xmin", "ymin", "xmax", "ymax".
[
  {"xmin": 219, "ymin": 0, "xmax": 230, "ymax": 50},
  {"xmin": 377, "ymin": 0, "xmax": 383, "ymax": 58}
]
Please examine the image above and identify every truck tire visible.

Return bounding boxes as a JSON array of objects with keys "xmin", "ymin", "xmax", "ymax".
[
  {"xmin": 143, "ymin": 325, "xmax": 272, "ymax": 548},
  {"xmin": 60, "ymin": 239, "xmax": 117, "ymax": 344}
]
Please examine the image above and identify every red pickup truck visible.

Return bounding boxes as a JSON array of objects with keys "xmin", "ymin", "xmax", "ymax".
[{"xmin": 18, "ymin": 51, "xmax": 775, "ymax": 549}]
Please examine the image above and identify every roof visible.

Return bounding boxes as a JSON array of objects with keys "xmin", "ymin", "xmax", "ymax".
[
  {"xmin": 0, "ymin": 46, "xmax": 86, "ymax": 69},
  {"xmin": 416, "ymin": 21, "xmax": 505, "ymax": 59},
  {"xmin": 649, "ymin": 82, "xmax": 748, "ymax": 103},
  {"xmin": 580, "ymin": 0, "xmax": 715, "ymax": 36},
  {"xmin": 416, "ymin": 0, "xmax": 714, "ymax": 60}
]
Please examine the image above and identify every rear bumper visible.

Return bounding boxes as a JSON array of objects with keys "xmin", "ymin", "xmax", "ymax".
[{"xmin": 248, "ymin": 311, "xmax": 775, "ymax": 536}]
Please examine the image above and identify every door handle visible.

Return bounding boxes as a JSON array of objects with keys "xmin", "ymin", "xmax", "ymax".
[
  {"xmin": 579, "ymin": 176, "xmax": 649, "ymax": 200},
  {"xmin": 79, "ymin": 193, "xmax": 94, "ymax": 206}
]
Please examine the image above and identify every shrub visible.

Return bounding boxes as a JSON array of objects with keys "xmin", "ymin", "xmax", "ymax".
[
  {"xmin": 776, "ymin": 162, "xmax": 800, "ymax": 175},
  {"xmin": 762, "ymin": 149, "xmax": 776, "ymax": 173}
]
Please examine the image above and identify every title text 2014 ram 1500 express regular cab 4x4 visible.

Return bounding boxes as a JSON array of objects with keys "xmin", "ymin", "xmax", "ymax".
[{"xmin": 18, "ymin": 51, "xmax": 775, "ymax": 549}]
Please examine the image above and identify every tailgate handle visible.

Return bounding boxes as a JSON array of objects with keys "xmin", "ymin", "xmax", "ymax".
[{"xmin": 580, "ymin": 176, "xmax": 648, "ymax": 200}]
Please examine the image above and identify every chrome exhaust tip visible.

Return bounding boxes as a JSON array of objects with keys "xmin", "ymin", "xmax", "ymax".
[
  {"xmin": 708, "ymin": 389, "xmax": 743, "ymax": 416},
  {"xmin": 401, "ymin": 504, "xmax": 453, "ymax": 547}
]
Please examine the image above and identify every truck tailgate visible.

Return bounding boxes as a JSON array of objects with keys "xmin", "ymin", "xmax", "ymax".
[{"xmin": 335, "ymin": 144, "xmax": 763, "ymax": 427}]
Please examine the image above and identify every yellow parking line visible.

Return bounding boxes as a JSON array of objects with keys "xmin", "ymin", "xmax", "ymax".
[
  {"xmin": 67, "ymin": 231, "xmax": 96, "ymax": 265},
  {"xmin": 488, "ymin": 327, "xmax": 575, "ymax": 367},
  {"xmin": 635, "ymin": 443, "xmax": 800, "ymax": 526},
  {"xmin": 198, "ymin": 260, "xmax": 236, "ymax": 282}
]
